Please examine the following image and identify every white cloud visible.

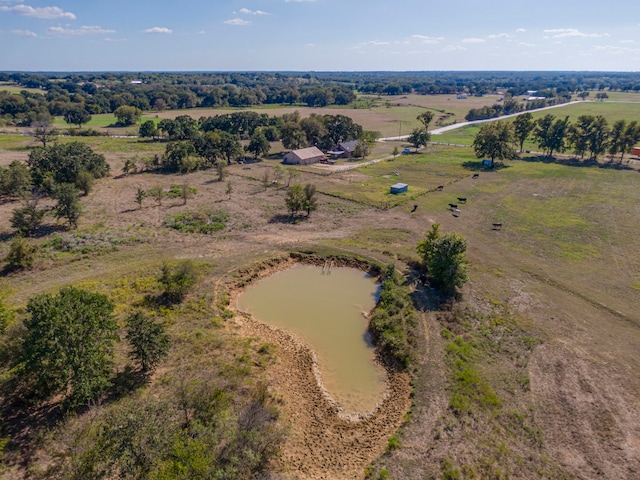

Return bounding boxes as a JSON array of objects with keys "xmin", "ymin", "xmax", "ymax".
[
  {"xmin": 543, "ymin": 28, "xmax": 609, "ymax": 39},
  {"xmin": 488, "ymin": 33, "xmax": 510, "ymax": 39},
  {"xmin": 0, "ymin": 4, "xmax": 75, "ymax": 19},
  {"xmin": 519, "ymin": 42, "xmax": 536, "ymax": 47},
  {"xmin": 443, "ymin": 45, "xmax": 467, "ymax": 52},
  {"xmin": 49, "ymin": 25, "xmax": 115, "ymax": 35},
  {"xmin": 238, "ymin": 8, "xmax": 268, "ymax": 15},
  {"xmin": 620, "ymin": 40, "xmax": 636, "ymax": 44},
  {"xmin": 143, "ymin": 27, "xmax": 172, "ymax": 34},
  {"xmin": 516, "ymin": 28, "xmax": 526, "ymax": 33},
  {"xmin": 411, "ymin": 34, "xmax": 444, "ymax": 44},
  {"xmin": 224, "ymin": 18, "xmax": 251, "ymax": 26},
  {"xmin": 305, "ymin": 43, "xmax": 315, "ymax": 47},
  {"xmin": 285, "ymin": 0, "xmax": 316, "ymax": 2},
  {"xmin": 104, "ymin": 37, "xmax": 127, "ymax": 42},
  {"xmin": 462, "ymin": 37, "xmax": 485, "ymax": 43},
  {"xmin": 11, "ymin": 28, "xmax": 36, "ymax": 37},
  {"xmin": 360, "ymin": 40, "xmax": 389, "ymax": 46}
]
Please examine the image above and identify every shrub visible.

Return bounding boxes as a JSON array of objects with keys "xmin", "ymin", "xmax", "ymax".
[
  {"xmin": 158, "ymin": 260, "xmax": 198, "ymax": 303},
  {"xmin": 5, "ymin": 236, "xmax": 38, "ymax": 271},
  {"xmin": 164, "ymin": 210, "xmax": 228, "ymax": 234}
]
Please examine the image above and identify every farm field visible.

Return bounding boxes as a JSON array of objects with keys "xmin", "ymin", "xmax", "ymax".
[{"xmin": 1, "ymin": 96, "xmax": 640, "ymax": 479}]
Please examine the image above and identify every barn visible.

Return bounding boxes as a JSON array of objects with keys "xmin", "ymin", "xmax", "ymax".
[
  {"xmin": 283, "ymin": 146, "xmax": 325, "ymax": 165},
  {"xmin": 631, "ymin": 147, "xmax": 640, "ymax": 158},
  {"xmin": 390, "ymin": 183, "xmax": 408, "ymax": 194}
]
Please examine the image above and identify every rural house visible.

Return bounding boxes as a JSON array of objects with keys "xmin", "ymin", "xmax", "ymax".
[
  {"xmin": 328, "ymin": 140, "xmax": 359, "ymax": 159},
  {"xmin": 283, "ymin": 146, "xmax": 325, "ymax": 165}
]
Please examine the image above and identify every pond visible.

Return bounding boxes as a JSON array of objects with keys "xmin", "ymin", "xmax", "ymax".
[{"xmin": 236, "ymin": 264, "xmax": 387, "ymax": 414}]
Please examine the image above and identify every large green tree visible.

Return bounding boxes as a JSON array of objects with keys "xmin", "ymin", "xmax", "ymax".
[
  {"xmin": 407, "ymin": 128, "xmax": 429, "ymax": 152},
  {"xmin": 417, "ymin": 224, "xmax": 469, "ymax": 291},
  {"xmin": 472, "ymin": 121, "xmax": 516, "ymax": 165},
  {"xmin": 512, "ymin": 112, "xmax": 535, "ymax": 153},
  {"xmin": 246, "ymin": 129, "xmax": 270, "ymax": 159},
  {"xmin": 21, "ymin": 287, "xmax": 118, "ymax": 407},
  {"xmin": 534, "ymin": 114, "xmax": 570, "ymax": 157},
  {"xmin": 114, "ymin": 105, "xmax": 142, "ymax": 126},
  {"xmin": 285, "ymin": 184, "xmax": 305, "ymax": 216},
  {"xmin": 27, "ymin": 142, "xmax": 109, "ymax": 189},
  {"xmin": 63, "ymin": 105, "xmax": 91, "ymax": 129},
  {"xmin": 0, "ymin": 160, "xmax": 31, "ymax": 199}
]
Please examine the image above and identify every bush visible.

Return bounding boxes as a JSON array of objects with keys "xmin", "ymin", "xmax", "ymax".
[
  {"xmin": 368, "ymin": 264, "xmax": 417, "ymax": 368},
  {"xmin": 159, "ymin": 260, "xmax": 198, "ymax": 303},
  {"xmin": 5, "ymin": 236, "xmax": 38, "ymax": 271},
  {"xmin": 164, "ymin": 210, "xmax": 228, "ymax": 234}
]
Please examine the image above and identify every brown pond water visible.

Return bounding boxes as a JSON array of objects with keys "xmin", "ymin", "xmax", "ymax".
[{"xmin": 237, "ymin": 264, "xmax": 387, "ymax": 414}]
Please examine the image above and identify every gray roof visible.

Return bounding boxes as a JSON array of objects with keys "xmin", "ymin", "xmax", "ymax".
[{"xmin": 289, "ymin": 146, "xmax": 324, "ymax": 160}]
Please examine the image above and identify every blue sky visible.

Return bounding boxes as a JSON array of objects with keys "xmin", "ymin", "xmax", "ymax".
[{"xmin": 1, "ymin": 0, "xmax": 639, "ymax": 71}]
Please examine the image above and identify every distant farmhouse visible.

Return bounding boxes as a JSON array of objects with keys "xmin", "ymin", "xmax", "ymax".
[
  {"xmin": 328, "ymin": 140, "xmax": 359, "ymax": 159},
  {"xmin": 283, "ymin": 146, "xmax": 325, "ymax": 165},
  {"xmin": 456, "ymin": 93, "xmax": 468, "ymax": 99}
]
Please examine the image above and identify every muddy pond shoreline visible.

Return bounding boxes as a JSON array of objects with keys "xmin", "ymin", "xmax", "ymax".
[{"xmin": 223, "ymin": 253, "xmax": 413, "ymax": 479}]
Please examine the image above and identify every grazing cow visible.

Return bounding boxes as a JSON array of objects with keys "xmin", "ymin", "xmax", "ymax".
[
  {"xmin": 457, "ymin": 197, "xmax": 467, "ymax": 203},
  {"xmin": 448, "ymin": 203, "xmax": 458, "ymax": 209},
  {"xmin": 492, "ymin": 223, "xmax": 502, "ymax": 230},
  {"xmin": 452, "ymin": 208, "xmax": 461, "ymax": 217},
  {"xmin": 437, "ymin": 185, "xmax": 444, "ymax": 191},
  {"xmin": 472, "ymin": 173, "xmax": 479, "ymax": 179}
]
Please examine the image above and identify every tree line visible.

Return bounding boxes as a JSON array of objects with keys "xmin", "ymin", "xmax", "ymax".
[
  {"xmin": 3, "ymin": 70, "xmax": 640, "ymax": 128},
  {"xmin": 472, "ymin": 113, "xmax": 640, "ymax": 164},
  {"xmin": 137, "ymin": 111, "xmax": 368, "ymax": 174}
]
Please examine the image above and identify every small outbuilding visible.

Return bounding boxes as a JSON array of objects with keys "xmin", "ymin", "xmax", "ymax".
[
  {"xmin": 390, "ymin": 183, "xmax": 408, "ymax": 194},
  {"xmin": 631, "ymin": 146, "xmax": 640, "ymax": 157},
  {"xmin": 283, "ymin": 146, "xmax": 325, "ymax": 165}
]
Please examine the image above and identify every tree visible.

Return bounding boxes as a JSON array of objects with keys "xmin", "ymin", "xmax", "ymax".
[
  {"xmin": 417, "ymin": 111, "xmax": 434, "ymax": 131},
  {"xmin": 355, "ymin": 130, "xmax": 380, "ymax": 158},
  {"xmin": 27, "ymin": 142, "xmax": 109, "ymax": 189},
  {"xmin": 323, "ymin": 114, "xmax": 362, "ymax": 146},
  {"xmin": 392, "ymin": 146, "xmax": 399, "ymax": 159},
  {"xmin": 162, "ymin": 141, "xmax": 199, "ymax": 173},
  {"xmin": 303, "ymin": 184, "xmax": 318, "ymax": 216},
  {"xmin": 54, "ymin": 183, "xmax": 82, "ymax": 228},
  {"xmin": 246, "ymin": 129, "xmax": 270, "ymax": 159},
  {"xmin": 125, "ymin": 311, "xmax": 170, "ymax": 373},
  {"xmin": 416, "ymin": 224, "xmax": 468, "ymax": 291},
  {"xmin": 30, "ymin": 120, "xmax": 57, "ymax": 148},
  {"xmin": 135, "ymin": 187, "xmax": 146, "ymax": 209},
  {"xmin": 226, "ymin": 180, "xmax": 233, "ymax": 200},
  {"xmin": 577, "ymin": 90, "xmax": 590, "ymax": 101},
  {"xmin": 139, "ymin": 119, "xmax": 158, "ymax": 139},
  {"xmin": 512, "ymin": 112, "xmax": 535, "ymax": 153},
  {"xmin": 407, "ymin": 128, "xmax": 428, "ymax": 151},
  {"xmin": 21, "ymin": 287, "xmax": 118, "ymax": 407},
  {"xmin": 114, "ymin": 105, "xmax": 142, "ymax": 126},
  {"xmin": 4, "ymin": 235, "xmax": 38, "ymax": 271},
  {"xmin": 0, "ymin": 160, "xmax": 32, "ymax": 199},
  {"xmin": 286, "ymin": 167, "xmax": 300, "ymax": 187},
  {"xmin": 280, "ymin": 122, "xmax": 306, "ymax": 150},
  {"xmin": 63, "ymin": 105, "xmax": 91, "ymax": 129},
  {"xmin": 285, "ymin": 184, "xmax": 305, "ymax": 216},
  {"xmin": 472, "ymin": 121, "xmax": 515, "ymax": 166},
  {"xmin": 10, "ymin": 194, "xmax": 46, "ymax": 236},
  {"xmin": 159, "ymin": 261, "xmax": 198, "ymax": 304},
  {"xmin": 587, "ymin": 115, "xmax": 609, "ymax": 161},
  {"xmin": 534, "ymin": 115, "xmax": 569, "ymax": 157},
  {"xmin": 75, "ymin": 170, "xmax": 94, "ymax": 196}
]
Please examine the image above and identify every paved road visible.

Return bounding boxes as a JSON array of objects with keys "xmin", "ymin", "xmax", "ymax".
[{"xmin": 378, "ymin": 100, "xmax": 583, "ymax": 142}]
